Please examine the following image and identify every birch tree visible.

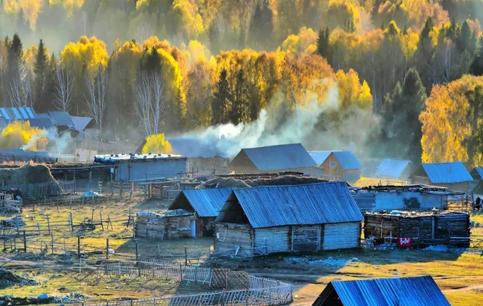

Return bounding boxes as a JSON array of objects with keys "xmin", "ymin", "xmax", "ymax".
[
  {"xmin": 135, "ymin": 70, "xmax": 165, "ymax": 136},
  {"xmin": 54, "ymin": 67, "xmax": 73, "ymax": 111},
  {"xmin": 84, "ymin": 66, "xmax": 108, "ymax": 134}
]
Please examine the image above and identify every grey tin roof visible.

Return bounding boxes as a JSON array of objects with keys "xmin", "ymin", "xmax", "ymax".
[
  {"xmin": 71, "ymin": 116, "xmax": 93, "ymax": 131},
  {"xmin": 324, "ymin": 276, "xmax": 450, "ymax": 306},
  {"xmin": 47, "ymin": 111, "xmax": 75, "ymax": 128},
  {"xmin": 375, "ymin": 159, "xmax": 411, "ymax": 179},
  {"xmin": 422, "ymin": 162, "xmax": 473, "ymax": 184},
  {"xmin": 230, "ymin": 182, "xmax": 362, "ymax": 228},
  {"xmin": 309, "ymin": 150, "xmax": 361, "ymax": 170},
  {"xmin": 238, "ymin": 143, "xmax": 316, "ymax": 170},
  {"xmin": 171, "ymin": 188, "xmax": 233, "ymax": 217}
]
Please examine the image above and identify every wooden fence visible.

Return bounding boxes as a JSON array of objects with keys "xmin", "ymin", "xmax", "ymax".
[{"xmin": 69, "ymin": 260, "xmax": 293, "ymax": 306}]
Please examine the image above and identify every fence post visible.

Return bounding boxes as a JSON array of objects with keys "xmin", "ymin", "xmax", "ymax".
[
  {"xmin": 23, "ymin": 230, "xmax": 27, "ymax": 252},
  {"xmin": 50, "ymin": 232, "xmax": 54, "ymax": 254},
  {"xmin": 77, "ymin": 236, "xmax": 81, "ymax": 259},
  {"xmin": 46, "ymin": 215, "xmax": 51, "ymax": 235},
  {"xmin": 184, "ymin": 247, "xmax": 188, "ymax": 266},
  {"xmin": 106, "ymin": 238, "xmax": 109, "ymax": 259},
  {"xmin": 135, "ymin": 240, "xmax": 139, "ymax": 263}
]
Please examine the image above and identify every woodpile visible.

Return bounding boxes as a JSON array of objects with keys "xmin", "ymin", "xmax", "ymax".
[{"xmin": 364, "ymin": 211, "xmax": 470, "ymax": 247}]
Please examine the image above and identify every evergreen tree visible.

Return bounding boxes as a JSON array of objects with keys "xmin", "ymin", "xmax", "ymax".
[
  {"xmin": 316, "ymin": 28, "xmax": 330, "ymax": 61},
  {"xmin": 248, "ymin": 0, "xmax": 274, "ymax": 50},
  {"xmin": 7, "ymin": 34, "xmax": 22, "ymax": 80},
  {"xmin": 212, "ymin": 69, "xmax": 231, "ymax": 125},
  {"xmin": 382, "ymin": 68, "xmax": 427, "ymax": 162},
  {"xmin": 413, "ymin": 18, "xmax": 435, "ymax": 91},
  {"xmin": 470, "ymin": 37, "xmax": 483, "ymax": 75},
  {"xmin": 231, "ymin": 70, "xmax": 249, "ymax": 124},
  {"xmin": 34, "ymin": 39, "xmax": 49, "ymax": 110}
]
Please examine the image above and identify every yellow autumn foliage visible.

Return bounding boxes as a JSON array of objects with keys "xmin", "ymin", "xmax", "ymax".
[
  {"xmin": 279, "ymin": 27, "xmax": 318, "ymax": 55},
  {"xmin": 142, "ymin": 133, "xmax": 172, "ymax": 154},
  {"xmin": 420, "ymin": 75, "xmax": 483, "ymax": 167},
  {"xmin": 0, "ymin": 121, "xmax": 49, "ymax": 151},
  {"xmin": 60, "ymin": 36, "xmax": 108, "ymax": 76},
  {"xmin": 4, "ymin": 0, "xmax": 42, "ymax": 30},
  {"xmin": 336, "ymin": 69, "xmax": 372, "ymax": 110},
  {"xmin": 48, "ymin": 0, "xmax": 84, "ymax": 16}
]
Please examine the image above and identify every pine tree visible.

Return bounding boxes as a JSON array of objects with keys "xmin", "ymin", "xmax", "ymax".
[
  {"xmin": 470, "ymin": 37, "xmax": 483, "ymax": 75},
  {"xmin": 7, "ymin": 34, "xmax": 22, "ymax": 80},
  {"xmin": 316, "ymin": 28, "xmax": 330, "ymax": 61},
  {"xmin": 212, "ymin": 69, "xmax": 231, "ymax": 125},
  {"xmin": 382, "ymin": 68, "xmax": 427, "ymax": 162},
  {"xmin": 34, "ymin": 39, "xmax": 49, "ymax": 110},
  {"xmin": 231, "ymin": 70, "xmax": 249, "ymax": 124},
  {"xmin": 413, "ymin": 18, "xmax": 435, "ymax": 92}
]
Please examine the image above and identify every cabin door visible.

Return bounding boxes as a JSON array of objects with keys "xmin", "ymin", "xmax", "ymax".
[{"xmin": 190, "ymin": 220, "xmax": 196, "ymax": 238}]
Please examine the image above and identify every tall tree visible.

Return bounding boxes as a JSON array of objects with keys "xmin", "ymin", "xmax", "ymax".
[
  {"xmin": 211, "ymin": 69, "xmax": 231, "ymax": 125},
  {"xmin": 316, "ymin": 28, "xmax": 331, "ymax": 61},
  {"xmin": 381, "ymin": 68, "xmax": 427, "ymax": 162},
  {"xmin": 470, "ymin": 37, "xmax": 483, "ymax": 75},
  {"xmin": 33, "ymin": 39, "xmax": 49, "ymax": 111},
  {"xmin": 413, "ymin": 18, "xmax": 435, "ymax": 91}
]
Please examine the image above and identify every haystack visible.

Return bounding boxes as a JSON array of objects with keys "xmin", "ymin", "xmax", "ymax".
[{"xmin": 0, "ymin": 163, "xmax": 63, "ymax": 201}]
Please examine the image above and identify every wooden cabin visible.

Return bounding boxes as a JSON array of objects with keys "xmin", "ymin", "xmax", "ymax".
[
  {"xmin": 312, "ymin": 276, "xmax": 450, "ymax": 306},
  {"xmin": 411, "ymin": 162, "xmax": 473, "ymax": 193},
  {"xmin": 215, "ymin": 182, "xmax": 363, "ymax": 257},
  {"xmin": 309, "ymin": 150, "xmax": 361, "ymax": 183},
  {"xmin": 168, "ymin": 188, "xmax": 232, "ymax": 237},
  {"xmin": 229, "ymin": 143, "xmax": 321, "ymax": 176},
  {"xmin": 135, "ymin": 210, "xmax": 196, "ymax": 240},
  {"xmin": 364, "ymin": 211, "xmax": 470, "ymax": 247}
]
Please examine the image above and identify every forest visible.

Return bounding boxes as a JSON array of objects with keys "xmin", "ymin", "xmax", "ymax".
[{"xmin": 0, "ymin": 0, "xmax": 481, "ymax": 166}]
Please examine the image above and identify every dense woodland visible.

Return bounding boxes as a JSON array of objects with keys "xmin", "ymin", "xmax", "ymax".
[{"xmin": 0, "ymin": 0, "xmax": 481, "ymax": 166}]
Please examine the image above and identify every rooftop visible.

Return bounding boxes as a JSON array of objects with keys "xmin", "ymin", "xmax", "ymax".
[
  {"xmin": 309, "ymin": 150, "xmax": 361, "ymax": 170},
  {"xmin": 421, "ymin": 162, "xmax": 473, "ymax": 184}
]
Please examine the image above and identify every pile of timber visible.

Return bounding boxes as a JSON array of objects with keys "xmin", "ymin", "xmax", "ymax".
[
  {"xmin": 364, "ymin": 211, "xmax": 470, "ymax": 247},
  {"xmin": 202, "ymin": 173, "xmax": 328, "ymax": 189}
]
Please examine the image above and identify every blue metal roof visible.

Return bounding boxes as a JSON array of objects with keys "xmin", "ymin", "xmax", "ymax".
[
  {"xmin": 475, "ymin": 167, "xmax": 483, "ymax": 180},
  {"xmin": 328, "ymin": 276, "xmax": 449, "ymax": 306},
  {"xmin": 0, "ymin": 106, "xmax": 37, "ymax": 121},
  {"xmin": 172, "ymin": 188, "xmax": 233, "ymax": 217},
  {"xmin": 309, "ymin": 150, "xmax": 361, "ymax": 170},
  {"xmin": 239, "ymin": 143, "xmax": 316, "ymax": 171},
  {"xmin": 71, "ymin": 116, "xmax": 93, "ymax": 131},
  {"xmin": 422, "ymin": 162, "xmax": 473, "ymax": 184},
  {"xmin": 47, "ymin": 111, "xmax": 75, "ymax": 128},
  {"xmin": 309, "ymin": 151, "xmax": 331, "ymax": 165},
  {"xmin": 230, "ymin": 182, "xmax": 362, "ymax": 228},
  {"xmin": 375, "ymin": 159, "xmax": 411, "ymax": 179}
]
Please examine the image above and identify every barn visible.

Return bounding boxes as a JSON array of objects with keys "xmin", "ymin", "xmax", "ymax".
[
  {"xmin": 309, "ymin": 150, "xmax": 361, "ymax": 183},
  {"xmin": 412, "ymin": 162, "xmax": 473, "ymax": 193},
  {"xmin": 229, "ymin": 143, "xmax": 321, "ymax": 175},
  {"xmin": 312, "ymin": 276, "xmax": 450, "ymax": 306},
  {"xmin": 94, "ymin": 153, "xmax": 187, "ymax": 182},
  {"xmin": 351, "ymin": 185, "xmax": 452, "ymax": 212},
  {"xmin": 168, "ymin": 188, "xmax": 233, "ymax": 237},
  {"xmin": 215, "ymin": 182, "xmax": 363, "ymax": 257}
]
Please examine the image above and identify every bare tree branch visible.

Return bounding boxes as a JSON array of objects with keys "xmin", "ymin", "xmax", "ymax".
[
  {"xmin": 135, "ymin": 71, "xmax": 165, "ymax": 136},
  {"xmin": 54, "ymin": 67, "xmax": 73, "ymax": 111},
  {"xmin": 85, "ymin": 66, "xmax": 108, "ymax": 135}
]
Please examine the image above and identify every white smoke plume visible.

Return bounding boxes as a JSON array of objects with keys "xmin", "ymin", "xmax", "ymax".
[{"xmin": 170, "ymin": 84, "xmax": 367, "ymax": 157}]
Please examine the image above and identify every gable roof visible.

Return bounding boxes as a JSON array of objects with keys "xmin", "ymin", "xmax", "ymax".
[
  {"xmin": 71, "ymin": 116, "xmax": 93, "ymax": 131},
  {"xmin": 375, "ymin": 159, "xmax": 411, "ymax": 179},
  {"xmin": 474, "ymin": 167, "xmax": 483, "ymax": 180},
  {"xmin": 309, "ymin": 150, "xmax": 361, "ymax": 170},
  {"xmin": 170, "ymin": 188, "xmax": 232, "ymax": 217},
  {"xmin": 222, "ymin": 182, "xmax": 362, "ymax": 228},
  {"xmin": 236, "ymin": 143, "xmax": 316, "ymax": 170},
  {"xmin": 0, "ymin": 106, "xmax": 36, "ymax": 121},
  {"xmin": 47, "ymin": 111, "xmax": 75, "ymax": 128},
  {"xmin": 316, "ymin": 276, "xmax": 449, "ymax": 306},
  {"xmin": 421, "ymin": 162, "xmax": 473, "ymax": 184}
]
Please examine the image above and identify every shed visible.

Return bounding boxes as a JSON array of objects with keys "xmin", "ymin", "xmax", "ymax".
[
  {"xmin": 351, "ymin": 185, "xmax": 452, "ymax": 212},
  {"xmin": 215, "ymin": 182, "xmax": 363, "ymax": 257},
  {"xmin": 309, "ymin": 150, "xmax": 361, "ymax": 183},
  {"xmin": 312, "ymin": 276, "xmax": 450, "ymax": 306},
  {"xmin": 135, "ymin": 210, "xmax": 196, "ymax": 240},
  {"xmin": 471, "ymin": 167, "xmax": 483, "ymax": 198},
  {"xmin": 229, "ymin": 143, "xmax": 320, "ymax": 175},
  {"xmin": 364, "ymin": 211, "xmax": 470, "ymax": 247},
  {"xmin": 374, "ymin": 159, "xmax": 411, "ymax": 180},
  {"xmin": 94, "ymin": 153, "xmax": 187, "ymax": 182},
  {"xmin": 412, "ymin": 162, "xmax": 473, "ymax": 193},
  {"xmin": 168, "ymin": 188, "xmax": 232, "ymax": 237}
]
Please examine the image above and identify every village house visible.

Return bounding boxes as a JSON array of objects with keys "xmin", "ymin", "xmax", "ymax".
[
  {"xmin": 374, "ymin": 159, "xmax": 412, "ymax": 181},
  {"xmin": 312, "ymin": 276, "xmax": 450, "ymax": 306},
  {"xmin": 229, "ymin": 143, "xmax": 322, "ymax": 176},
  {"xmin": 167, "ymin": 188, "xmax": 233, "ymax": 237},
  {"xmin": 135, "ymin": 210, "xmax": 195, "ymax": 239},
  {"xmin": 364, "ymin": 210, "xmax": 470, "ymax": 247},
  {"xmin": 471, "ymin": 166, "xmax": 483, "ymax": 200},
  {"xmin": 94, "ymin": 153, "xmax": 187, "ymax": 183},
  {"xmin": 309, "ymin": 150, "xmax": 361, "ymax": 183},
  {"xmin": 215, "ymin": 182, "xmax": 363, "ymax": 257},
  {"xmin": 350, "ymin": 185, "xmax": 457, "ymax": 212},
  {"xmin": 411, "ymin": 162, "xmax": 474, "ymax": 193}
]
